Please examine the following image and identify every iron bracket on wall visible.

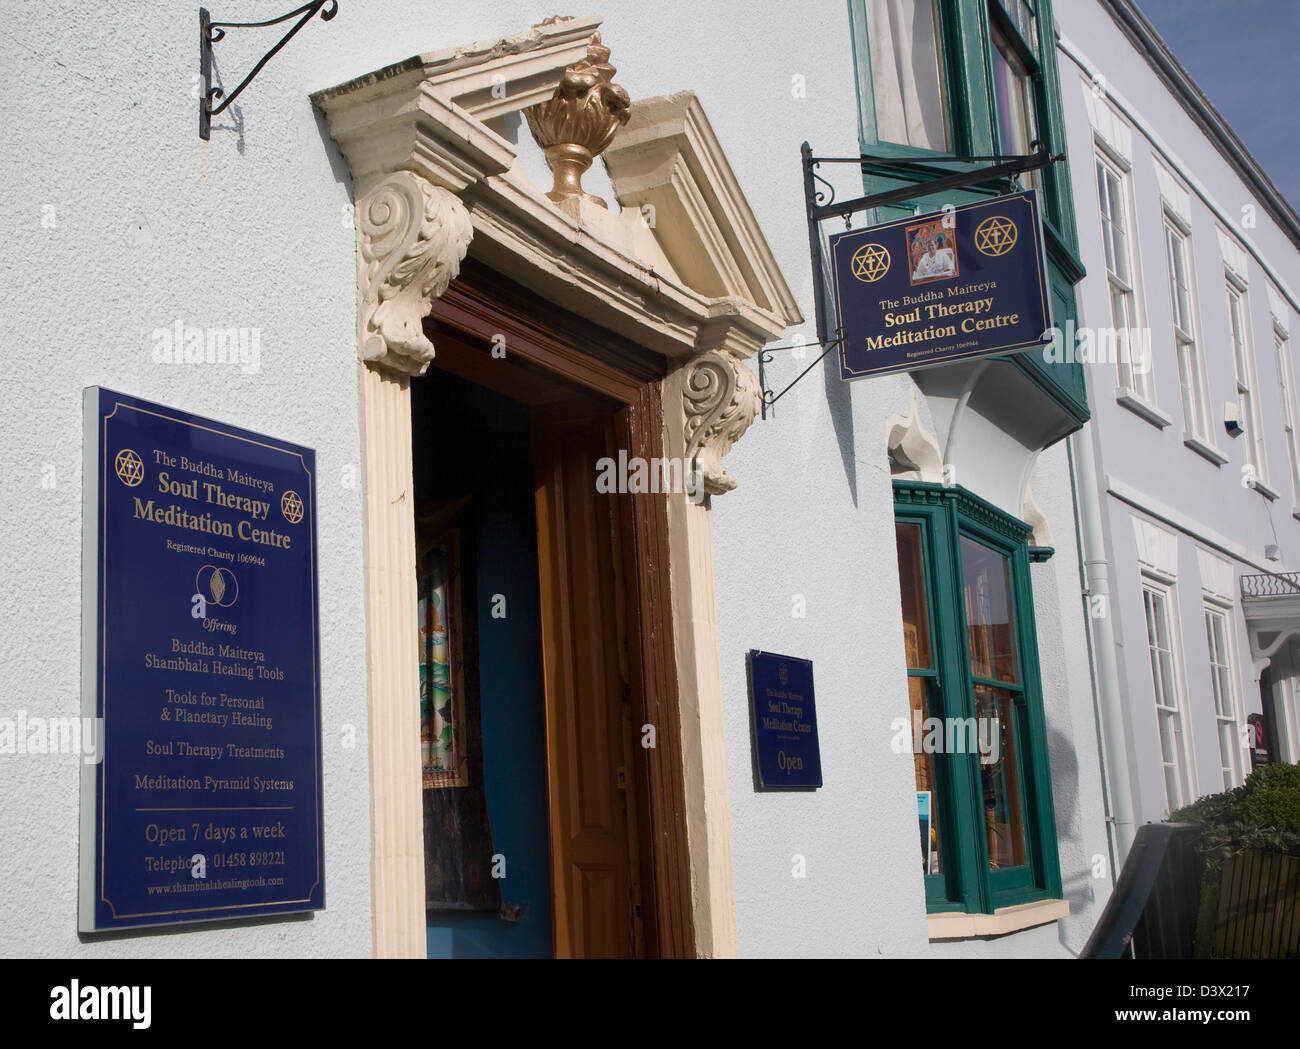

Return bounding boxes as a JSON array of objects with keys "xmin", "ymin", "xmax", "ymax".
[
  {"xmin": 200, "ymin": 1, "xmax": 338, "ymax": 140},
  {"xmin": 758, "ymin": 334, "xmax": 843, "ymax": 420},
  {"xmin": 759, "ymin": 140, "xmax": 1062, "ymax": 418}
]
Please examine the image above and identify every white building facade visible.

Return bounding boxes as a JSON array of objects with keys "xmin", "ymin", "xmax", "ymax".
[
  {"xmin": 1055, "ymin": 0, "xmax": 1300, "ymax": 859},
  {"xmin": 1, "ymin": 0, "xmax": 1111, "ymax": 958}
]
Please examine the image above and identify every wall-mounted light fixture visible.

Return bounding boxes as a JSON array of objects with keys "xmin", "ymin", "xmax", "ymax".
[
  {"xmin": 199, "ymin": 1, "xmax": 338, "ymax": 140},
  {"xmin": 1224, "ymin": 400, "xmax": 1245, "ymax": 438}
]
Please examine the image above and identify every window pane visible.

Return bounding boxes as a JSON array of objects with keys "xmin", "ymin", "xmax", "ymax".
[
  {"xmin": 1206, "ymin": 612, "xmax": 1227, "ymax": 716},
  {"xmin": 1168, "ymin": 227, "xmax": 1192, "ymax": 333},
  {"xmin": 908, "ymin": 676, "xmax": 942, "ymax": 875},
  {"xmin": 998, "ymin": 0, "xmax": 1038, "ymax": 52},
  {"xmin": 976, "ymin": 685, "xmax": 1028, "ymax": 870},
  {"xmin": 1157, "ymin": 712, "xmax": 1178, "ymax": 765},
  {"xmin": 1228, "ymin": 287, "xmax": 1246, "ymax": 373},
  {"xmin": 1218, "ymin": 721, "xmax": 1238, "ymax": 790},
  {"xmin": 1177, "ymin": 339, "xmax": 1203, "ymax": 436},
  {"xmin": 1206, "ymin": 608, "xmax": 1243, "ymax": 789},
  {"xmin": 1277, "ymin": 331, "xmax": 1300, "ymax": 498},
  {"xmin": 1096, "ymin": 161, "xmax": 1129, "ymax": 284},
  {"xmin": 867, "ymin": 0, "xmax": 950, "ymax": 150},
  {"xmin": 1162, "ymin": 749, "xmax": 1183, "ymax": 810},
  {"xmin": 1225, "ymin": 282, "xmax": 1266, "ymax": 477},
  {"xmin": 896, "ymin": 523, "xmax": 932, "ymax": 670},
  {"xmin": 989, "ymin": 15, "xmax": 1038, "ymax": 194},
  {"xmin": 1110, "ymin": 282, "xmax": 1137, "ymax": 391},
  {"xmin": 1097, "ymin": 163, "xmax": 1117, "ymax": 273},
  {"xmin": 1144, "ymin": 584, "xmax": 1190, "ymax": 811},
  {"xmin": 962, "ymin": 537, "xmax": 1020, "ymax": 683},
  {"xmin": 1213, "ymin": 666, "xmax": 1232, "ymax": 718}
]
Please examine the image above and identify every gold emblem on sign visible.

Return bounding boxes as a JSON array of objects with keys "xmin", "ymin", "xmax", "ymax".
[
  {"xmin": 196, "ymin": 565, "xmax": 238, "ymax": 608},
  {"xmin": 850, "ymin": 242, "xmax": 891, "ymax": 282},
  {"xmin": 114, "ymin": 448, "xmax": 144, "ymax": 487},
  {"xmin": 974, "ymin": 216, "xmax": 1018, "ymax": 257},
  {"xmin": 280, "ymin": 489, "xmax": 304, "ymax": 525},
  {"xmin": 778, "ymin": 663, "xmax": 789, "ymax": 686}
]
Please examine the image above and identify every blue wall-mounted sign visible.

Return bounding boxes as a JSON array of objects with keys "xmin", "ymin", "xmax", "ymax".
[
  {"xmin": 830, "ymin": 191, "xmax": 1052, "ymax": 381},
  {"xmin": 79, "ymin": 388, "xmax": 324, "ymax": 931},
  {"xmin": 747, "ymin": 650, "xmax": 822, "ymax": 790}
]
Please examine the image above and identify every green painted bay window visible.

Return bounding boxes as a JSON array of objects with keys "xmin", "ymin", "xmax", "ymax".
[
  {"xmin": 895, "ymin": 481, "xmax": 1063, "ymax": 913},
  {"xmin": 849, "ymin": 0, "xmax": 1074, "ymax": 236},
  {"xmin": 848, "ymin": 0, "xmax": 1089, "ymax": 425}
]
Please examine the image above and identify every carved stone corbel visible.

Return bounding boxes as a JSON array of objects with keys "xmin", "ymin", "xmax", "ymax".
[
  {"xmin": 357, "ymin": 170, "xmax": 473, "ymax": 376},
  {"xmin": 683, "ymin": 350, "xmax": 761, "ymax": 496}
]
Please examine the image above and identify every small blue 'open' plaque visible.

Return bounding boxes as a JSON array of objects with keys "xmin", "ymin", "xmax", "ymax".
[{"xmin": 747, "ymin": 650, "xmax": 822, "ymax": 790}]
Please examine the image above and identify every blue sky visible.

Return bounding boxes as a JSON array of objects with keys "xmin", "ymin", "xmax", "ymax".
[{"xmin": 1136, "ymin": 0, "xmax": 1300, "ymax": 212}]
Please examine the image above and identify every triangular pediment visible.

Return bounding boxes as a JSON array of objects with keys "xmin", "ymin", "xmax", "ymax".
[
  {"xmin": 604, "ymin": 91, "xmax": 800, "ymax": 325},
  {"xmin": 313, "ymin": 15, "xmax": 800, "ymax": 361}
]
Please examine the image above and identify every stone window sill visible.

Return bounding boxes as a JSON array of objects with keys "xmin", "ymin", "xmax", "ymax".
[
  {"xmin": 927, "ymin": 898, "xmax": 1070, "ymax": 940},
  {"xmin": 1183, "ymin": 433, "xmax": 1229, "ymax": 466},
  {"xmin": 1249, "ymin": 478, "xmax": 1280, "ymax": 501},
  {"xmin": 1116, "ymin": 390, "xmax": 1172, "ymax": 429}
]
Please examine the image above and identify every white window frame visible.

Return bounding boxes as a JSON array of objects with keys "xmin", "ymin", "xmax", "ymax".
[
  {"xmin": 1275, "ymin": 669, "xmax": 1300, "ymax": 765},
  {"xmin": 1094, "ymin": 144, "xmax": 1152, "ymax": 403},
  {"xmin": 1204, "ymin": 602, "xmax": 1248, "ymax": 791},
  {"xmin": 1225, "ymin": 272, "xmax": 1268, "ymax": 487},
  {"xmin": 1142, "ymin": 577, "xmax": 1197, "ymax": 812},
  {"xmin": 1273, "ymin": 321, "xmax": 1300, "ymax": 509},
  {"xmin": 1163, "ymin": 213, "xmax": 1215, "ymax": 447}
]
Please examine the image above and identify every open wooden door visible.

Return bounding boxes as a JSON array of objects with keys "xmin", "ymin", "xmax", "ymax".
[{"xmin": 532, "ymin": 412, "xmax": 647, "ymax": 958}]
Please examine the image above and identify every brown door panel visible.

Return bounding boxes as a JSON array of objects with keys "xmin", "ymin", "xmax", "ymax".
[{"xmin": 532, "ymin": 414, "xmax": 640, "ymax": 958}]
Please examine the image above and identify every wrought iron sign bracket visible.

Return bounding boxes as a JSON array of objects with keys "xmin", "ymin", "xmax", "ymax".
[
  {"xmin": 758, "ymin": 334, "xmax": 844, "ymax": 420},
  {"xmin": 805, "ymin": 140, "xmax": 1063, "ymax": 228},
  {"xmin": 199, "ymin": 1, "xmax": 338, "ymax": 140},
  {"xmin": 764, "ymin": 140, "xmax": 1063, "ymax": 419}
]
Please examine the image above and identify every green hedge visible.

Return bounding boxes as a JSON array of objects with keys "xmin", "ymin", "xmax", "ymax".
[{"xmin": 1169, "ymin": 763, "xmax": 1300, "ymax": 868}]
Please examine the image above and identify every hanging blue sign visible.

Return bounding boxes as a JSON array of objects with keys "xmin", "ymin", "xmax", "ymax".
[
  {"xmin": 747, "ymin": 650, "xmax": 822, "ymax": 789},
  {"xmin": 830, "ymin": 191, "xmax": 1052, "ymax": 381},
  {"xmin": 79, "ymin": 388, "xmax": 324, "ymax": 931}
]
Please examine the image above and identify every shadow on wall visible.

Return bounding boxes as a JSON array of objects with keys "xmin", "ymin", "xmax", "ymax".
[
  {"xmin": 1047, "ymin": 725, "xmax": 1097, "ymax": 923},
  {"xmin": 822, "ymin": 329, "xmax": 857, "ymax": 507},
  {"xmin": 204, "ymin": 49, "xmax": 246, "ymax": 154}
]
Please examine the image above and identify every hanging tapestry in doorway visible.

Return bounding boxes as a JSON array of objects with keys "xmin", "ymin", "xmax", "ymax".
[
  {"xmin": 419, "ymin": 533, "xmax": 469, "ymax": 788},
  {"xmin": 416, "ymin": 502, "xmax": 501, "ymax": 913}
]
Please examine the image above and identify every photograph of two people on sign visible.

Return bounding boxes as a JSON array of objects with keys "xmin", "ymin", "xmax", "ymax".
[{"xmin": 909, "ymin": 217, "xmax": 957, "ymax": 284}]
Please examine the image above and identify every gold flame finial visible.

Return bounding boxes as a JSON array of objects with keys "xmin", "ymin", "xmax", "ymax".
[{"xmin": 524, "ymin": 32, "xmax": 631, "ymax": 209}]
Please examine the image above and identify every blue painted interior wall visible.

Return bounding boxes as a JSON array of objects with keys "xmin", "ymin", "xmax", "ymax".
[{"xmin": 412, "ymin": 369, "xmax": 553, "ymax": 959}]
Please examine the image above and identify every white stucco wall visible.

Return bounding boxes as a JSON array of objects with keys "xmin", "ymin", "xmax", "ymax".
[
  {"xmin": 2, "ymin": 0, "xmax": 376, "ymax": 958},
  {"xmin": 1, "ymin": 0, "xmax": 1111, "ymax": 958}
]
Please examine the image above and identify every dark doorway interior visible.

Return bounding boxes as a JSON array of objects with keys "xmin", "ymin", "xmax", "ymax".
[{"xmin": 413, "ymin": 367, "xmax": 552, "ymax": 959}]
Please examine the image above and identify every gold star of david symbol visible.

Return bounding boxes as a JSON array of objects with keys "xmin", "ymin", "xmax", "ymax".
[
  {"xmin": 974, "ymin": 216, "xmax": 1018, "ymax": 257},
  {"xmin": 114, "ymin": 448, "xmax": 144, "ymax": 487},
  {"xmin": 850, "ymin": 242, "xmax": 891, "ymax": 282},
  {"xmin": 281, "ymin": 490, "xmax": 305, "ymax": 525}
]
